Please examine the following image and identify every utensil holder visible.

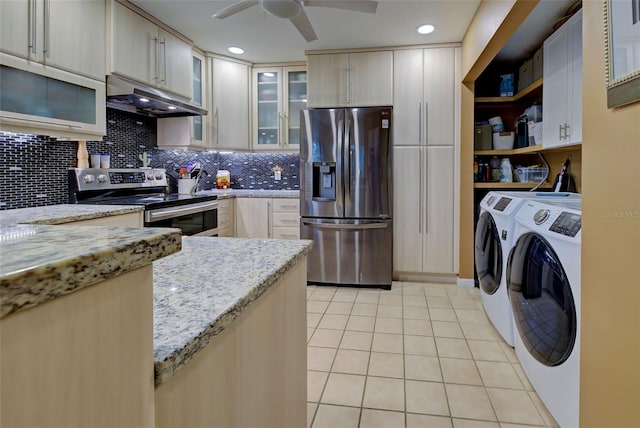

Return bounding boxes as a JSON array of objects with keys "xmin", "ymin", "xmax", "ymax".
[{"xmin": 178, "ymin": 179, "xmax": 196, "ymax": 194}]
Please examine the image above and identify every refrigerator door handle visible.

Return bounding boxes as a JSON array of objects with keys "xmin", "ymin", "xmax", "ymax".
[
  {"xmin": 343, "ymin": 114, "xmax": 351, "ymax": 215},
  {"xmin": 302, "ymin": 220, "xmax": 389, "ymax": 230}
]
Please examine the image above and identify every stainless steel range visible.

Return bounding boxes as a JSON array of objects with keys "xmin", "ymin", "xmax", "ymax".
[{"xmin": 68, "ymin": 168, "xmax": 218, "ymax": 236}]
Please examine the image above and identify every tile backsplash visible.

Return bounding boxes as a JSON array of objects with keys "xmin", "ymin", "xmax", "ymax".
[{"xmin": 0, "ymin": 109, "xmax": 299, "ymax": 210}]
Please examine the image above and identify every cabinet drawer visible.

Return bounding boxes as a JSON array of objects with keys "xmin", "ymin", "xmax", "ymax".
[
  {"xmin": 272, "ymin": 212, "xmax": 300, "ymax": 227},
  {"xmin": 272, "ymin": 199, "xmax": 299, "ymax": 212},
  {"xmin": 272, "ymin": 227, "xmax": 300, "ymax": 240}
]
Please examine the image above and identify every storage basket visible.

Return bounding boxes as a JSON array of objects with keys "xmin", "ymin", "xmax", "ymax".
[
  {"xmin": 515, "ymin": 167, "xmax": 548, "ymax": 183},
  {"xmin": 492, "ymin": 132, "xmax": 515, "ymax": 150}
]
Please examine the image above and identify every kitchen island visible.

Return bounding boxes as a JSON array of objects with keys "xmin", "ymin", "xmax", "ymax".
[{"xmin": 0, "ymin": 216, "xmax": 312, "ymax": 427}]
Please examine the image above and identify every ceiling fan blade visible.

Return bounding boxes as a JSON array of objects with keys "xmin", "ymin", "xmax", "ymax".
[
  {"xmin": 212, "ymin": 0, "xmax": 259, "ymax": 19},
  {"xmin": 304, "ymin": 0, "xmax": 378, "ymax": 14},
  {"xmin": 291, "ymin": 8, "xmax": 318, "ymax": 42}
]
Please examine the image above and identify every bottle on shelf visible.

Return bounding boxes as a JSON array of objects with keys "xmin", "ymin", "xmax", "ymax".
[
  {"xmin": 500, "ymin": 158, "xmax": 513, "ymax": 182},
  {"xmin": 489, "ymin": 156, "xmax": 501, "ymax": 182}
]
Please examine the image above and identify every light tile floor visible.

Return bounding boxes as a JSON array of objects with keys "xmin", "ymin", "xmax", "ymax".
[{"xmin": 306, "ymin": 281, "xmax": 559, "ymax": 428}]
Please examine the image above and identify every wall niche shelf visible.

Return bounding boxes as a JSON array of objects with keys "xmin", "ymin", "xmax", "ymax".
[
  {"xmin": 475, "ymin": 78, "xmax": 543, "ymax": 104},
  {"xmin": 473, "ymin": 182, "xmax": 553, "ymax": 189}
]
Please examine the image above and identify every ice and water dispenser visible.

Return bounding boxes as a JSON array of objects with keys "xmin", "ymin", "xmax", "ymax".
[{"xmin": 312, "ymin": 162, "xmax": 336, "ymax": 200}]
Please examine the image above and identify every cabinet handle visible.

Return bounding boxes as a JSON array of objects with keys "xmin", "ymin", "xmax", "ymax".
[
  {"xmin": 43, "ymin": 0, "xmax": 50, "ymax": 58},
  {"xmin": 343, "ymin": 65, "xmax": 349, "ymax": 104},
  {"xmin": 160, "ymin": 38, "xmax": 167, "ymax": 83},
  {"xmin": 283, "ymin": 113, "xmax": 289, "ymax": 146},
  {"xmin": 215, "ymin": 108, "xmax": 219, "ymax": 146},
  {"xmin": 559, "ymin": 124, "xmax": 564, "ymax": 141},
  {"xmin": 152, "ymin": 36, "xmax": 159, "ymax": 83},
  {"xmin": 564, "ymin": 123, "xmax": 570, "ymax": 139},
  {"xmin": 29, "ymin": 0, "xmax": 36, "ymax": 54},
  {"xmin": 280, "ymin": 205, "xmax": 297, "ymax": 209},
  {"xmin": 418, "ymin": 102, "xmax": 422, "ymax": 144},
  {"xmin": 280, "ymin": 219, "xmax": 298, "ymax": 224},
  {"xmin": 424, "ymin": 149, "xmax": 428, "ymax": 234},
  {"xmin": 424, "ymin": 102, "xmax": 429, "ymax": 145},
  {"xmin": 267, "ymin": 201, "xmax": 272, "ymax": 237},
  {"xmin": 278, "ymin": 113, "xmax": 283, "ymax": 146},
  {"xmin": 418, "ymin": 149, "xmax": 422, "ymax": 234}
]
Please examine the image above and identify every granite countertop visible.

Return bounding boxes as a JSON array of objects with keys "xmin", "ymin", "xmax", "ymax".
[
  {"xmin": 0, "ymin": 204, "xmax": 143, "ymax": 225},
  {"xmin": 152, "ymin": 236, "xmax": 312, "ymax": 384},
  {"xmin": 0, "ymin": 224, "xmax": 181, "ymax": 319},
  {"xmin": 197, "ymin": 189, "xmax": 299, "ymax": 199}
]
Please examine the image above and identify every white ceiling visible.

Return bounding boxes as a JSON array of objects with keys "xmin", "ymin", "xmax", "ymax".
[{"xmin": 127, "ymin": 0, "xmax": 577, "ymax": 65}]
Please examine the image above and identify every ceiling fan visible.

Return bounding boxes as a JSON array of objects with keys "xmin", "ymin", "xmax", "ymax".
[{"xmin": 213, "ymin": 0, "xmax": 379, "ymax": 42}]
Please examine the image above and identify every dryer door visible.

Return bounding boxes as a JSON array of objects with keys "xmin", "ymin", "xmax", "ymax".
[
  {"xmin": 475, "ymin": 212, "xmax": 502, "ymax": 295},
  {"xmin": 507, "ymin": 233, "xmax": 577, "ymax": 366}
]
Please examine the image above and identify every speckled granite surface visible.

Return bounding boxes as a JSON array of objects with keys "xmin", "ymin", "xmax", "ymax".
[
  {"xmin": 152, "ymin": 236, "xmax": 312, "ymax": 384},
  {"xmin": 0, "ymin": 224, "xmax": 181, "ymax": 318},
  {"xmin": 197, "ymin": 189, "xmax": 299, "ymax": 199},
  {"xmin": 0, "ymin": 204, "xmax": 143, "ymax": 225}
]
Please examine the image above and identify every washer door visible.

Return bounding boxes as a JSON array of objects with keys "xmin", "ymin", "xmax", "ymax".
[
  {"xmin": 507, "ymin": 233, "xmax": 577, "ymax": 366},
  {"xmin": 475, "ymin": 212, "xmax": 502, "ymax": 295}
]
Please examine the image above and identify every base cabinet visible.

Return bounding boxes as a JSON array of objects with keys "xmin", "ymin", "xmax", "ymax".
[
  {"xmin": 235, "ymin": 197, "xmax": 300, "ymax": 239},
  {"xmin": 393, "ymin": 146, "xmax": 455, "ymax": 275},
  {"xmin": 217, "ymin": 198, "xmax": 235, "ymax": 237},
  {"xmin": 154, "ymin": 260, "xmax": 307, "ymax": 428}
]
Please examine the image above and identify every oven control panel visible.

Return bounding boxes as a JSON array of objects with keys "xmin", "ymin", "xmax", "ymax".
[{"xmin": 70, "ymin": 168, "xmax": 167, "ymax": 191}]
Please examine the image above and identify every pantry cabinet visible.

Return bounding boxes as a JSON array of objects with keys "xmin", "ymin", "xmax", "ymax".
[
  {"xmin": 209, "ymin": 56, "xmax": 250, "ymax": 151},
  {"xmin": 393, "ymin": 146, "xmax": 455, "ymax": 275},
  {"xmin": 252, "ymin": 66, "xmax": 306, "ymax": 151},
  {"xmin": 393, "ymin": 47, "xmax": 458, "ymax": 146},
  {"xmin": 110, "ymin": 0, "xmax": 192, "ymax": 98},
  {"xmin": 542, "ymin": 9, "xmax": 582, "ymax": 149},
  {"xmin": 0, "ymin": 0, "xmax": 106, "ymax": 81},
  {"xmin": 307, "ymin": 51, "xmax": 393, "ymax": 107}
]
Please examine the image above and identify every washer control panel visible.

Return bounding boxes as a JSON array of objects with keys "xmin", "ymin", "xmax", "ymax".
[{"xmin": 549, "ymin": 211, "xmax": 582, "ymax": 237}]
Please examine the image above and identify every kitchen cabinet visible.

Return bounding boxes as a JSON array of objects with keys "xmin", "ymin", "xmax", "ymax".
[
  {"xmin": 271, "ymin": 198, "xmax": 300, "ymax": 239},
  {"xmin": 235, "ymin": 198, "xmax": 271, "ymax": 239},
  {"xmin": 217, "ymin": 198, "xmax": 235, "ymax": 237},
  {"xmin": 252, "ymin": 66, "xmax": 306, "ymax": 151},
  {"xmin": 393, "ymin": 47, "xmax": 458, "ymax": 146},
  {"xmin": 393, "ymin": 146, "xmax": 455, "ymax": 275},
  {"xmin": 542, "ymin": 9, "xmax": 582, "ymax": 149},
  {"xmin": 235, "ymin": 197, "xmax": 299, "ymax": 239},
  {"xmin": 0, "ymin": 0, "xmax": 106, "ymax": 81},
  {"xmin": 209, "ymin": 56, "xmax": 250, "ymax": 151},
  {"xmin": 157, "ymin": 51, "xmax": 207, "ymax": 151},
  {"xmin": 307, "ymin": 51, "xmax": 393, "ymax": 107},
  {"xmin": 110, "ymin": 0, "xmax": 192, "ymax": 99}
]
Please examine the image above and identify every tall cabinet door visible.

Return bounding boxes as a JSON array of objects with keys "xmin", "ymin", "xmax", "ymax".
[
  {"xmin": 393, "ymin": 146, "xmax": 424, "ymax": 272},
  {"xmin": 393, "ymin": 49, "xmax": 424, "ymax": 146},
  {"xmin": 423, "ymin": 146, "xmax": 455, "ymax": 274},
  {"xmin": 424, "ymin": 48, "xmax": 456, "ymax": 146}
]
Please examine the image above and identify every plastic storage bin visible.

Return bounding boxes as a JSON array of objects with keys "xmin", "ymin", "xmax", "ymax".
[
  {"xmin": 493, "ymin": 132, "xmax": 515, "ymax": 150},
  {"xmin": 515, "ymin": 167, "xmax": 548, "ymax": 183}
]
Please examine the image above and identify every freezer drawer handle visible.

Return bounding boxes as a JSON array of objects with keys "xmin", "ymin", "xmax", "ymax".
[{"xmin": 302, "ymin": 220, "xmax": 388, "ymax": 230}]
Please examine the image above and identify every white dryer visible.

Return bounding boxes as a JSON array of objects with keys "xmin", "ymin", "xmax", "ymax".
[
  {"xmin": 507, "ymin": 199, "xmax": 582, "ymax": 428},
  {"xmin": 475, "ymin": 191, "xmax": 581, "ymax": 346}
]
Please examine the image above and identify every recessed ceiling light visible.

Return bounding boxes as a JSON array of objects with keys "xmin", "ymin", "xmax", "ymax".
[
  {"xmin": 418, "ymin": 24, "xmax": 435, "ymax": 35},
  {"xmin": 228, "ymin": 46, "xmax": 244, "ymax": 54}
]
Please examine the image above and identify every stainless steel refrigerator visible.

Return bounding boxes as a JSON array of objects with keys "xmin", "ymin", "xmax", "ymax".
[{"xmin": 300, "ymin": 106, "xmax": 393, "ymax": 289}]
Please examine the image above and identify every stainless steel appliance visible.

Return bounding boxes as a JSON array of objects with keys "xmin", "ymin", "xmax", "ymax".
[
  {"xmin": 68, "ymin": 168, "xmax": 218, "ymax": 236},
  {"xmin": 300, "ymin": 107, "xmax": 393, "ymax": 289}
]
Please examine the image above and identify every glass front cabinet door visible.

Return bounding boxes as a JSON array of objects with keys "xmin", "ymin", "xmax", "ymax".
[{"xmin": 253, "ymin": 66, "xmax": 306, "ymax": 151}]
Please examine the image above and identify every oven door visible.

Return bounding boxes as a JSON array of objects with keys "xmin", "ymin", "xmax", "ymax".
[{"xmin": 145, "ymin": 201, "xmax": 218, "ymax": 236}]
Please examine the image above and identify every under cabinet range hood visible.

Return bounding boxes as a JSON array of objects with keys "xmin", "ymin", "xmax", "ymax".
[{"xmin": 106, "ymin": 75, "xmax": 207, "ymax": 117}]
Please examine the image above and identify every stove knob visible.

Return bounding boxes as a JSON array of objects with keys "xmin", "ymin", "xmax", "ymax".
[
  {"xmin": 83, "ymin": 174, "xmax": 95, "ymax": 183},
  {"xmin": 97, "ymin": 174, "xmax": 107, "ymax": 183},
  {"xmin": 155, "ymin": 172, "xmax": 164, "ymax": 180},
  {"xmin": 147, "ymin": 173, "xmax": 155, "ymax": 181}
]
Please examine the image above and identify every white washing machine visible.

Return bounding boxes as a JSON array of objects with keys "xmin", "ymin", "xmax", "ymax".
[
  {"xmin": 507, "ymin": 199, "xmax": 582, "ymax": 428},
  {"xmin": 475, "ymin": 191, "xmax": 581, "ymax": 346}
]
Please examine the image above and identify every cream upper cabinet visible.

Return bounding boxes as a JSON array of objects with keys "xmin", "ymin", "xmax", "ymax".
[
  {"xmin": 0, "ymin": 0, "xmax": 106, "ymax": 81},
  {"xmin": 542, "ymin": 9, "xmax": 582, "ymax": 149},
  {"xmin": 252, "ymin": 66, "xmax": 306, "ymax": 151},
  {"xmin": 110, "ymin": 0, "xmax": 192, "ymax": 98},
  {"xmin": 307, "ymin": 51, "xmax": 392, "ymax": 107},
  {"xmin": 393, "ymin": 146, "xmax": 455, "ymax": 275},
  {"xmin": 393, "ymin": 47, "xmax": 457, "ymax": 146},
  {"xmin": 209, "ymin": 56, "xmax": 250, "ymax": 151}
]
